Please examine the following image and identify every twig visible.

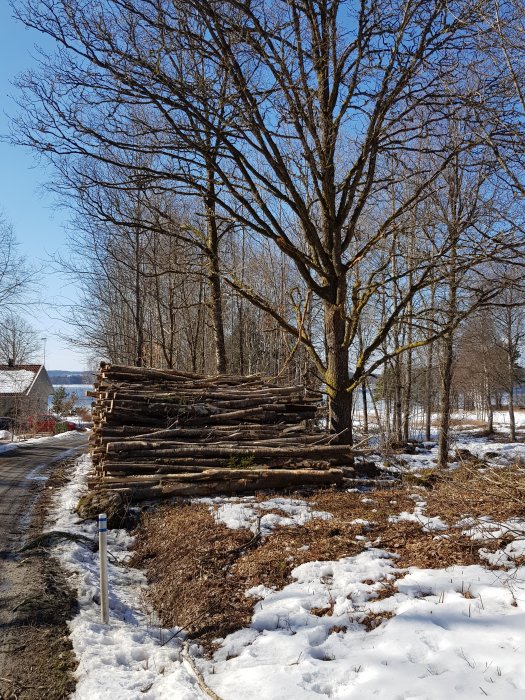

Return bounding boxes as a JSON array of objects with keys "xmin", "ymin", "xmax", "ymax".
[
  {"xmin": 225, "ymin": 516, "xmax": 262, "ymax": 557},
  {"xmin": 158, "ymin": 612, "xmax": 208, "ymax": 647},
  {"xmin": 181, "ymin": 642, "xmax": 223, "ymax": 700},
  {"xmin": 12, "ymin": 598, "xmax": 34, "ymax": 613}
]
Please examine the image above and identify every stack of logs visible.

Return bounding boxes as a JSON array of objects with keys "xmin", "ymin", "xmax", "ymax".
[{"xmin": 89, "ymin": 363, "xmax": 355, "ymax": 500}]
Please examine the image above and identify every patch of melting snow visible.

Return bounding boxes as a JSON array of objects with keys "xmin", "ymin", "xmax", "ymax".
[
  {"xmin": 388, "ymin": 499, "xmax": 448, "ymax": 532},
  {"xmin": 25, "ymin": 463, "xmax": 49, "ymax": 481},
  {"xmin": 460, "ymin": 516, "xmax": 525, "ymax": 540},
  {"xmin": 203, "ymin": 496, "xmax": 332, "ymax": 534},
  {"xmin": 385, "ymin": 435, "xmax": 525, "ymax": 477},
  {"xmin": 457, "ymin": 516, "xmax": 525, "ymax": 570}
]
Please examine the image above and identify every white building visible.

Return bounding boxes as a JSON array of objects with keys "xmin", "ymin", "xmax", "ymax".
[{"xmin": 0, "ymin": 363, "xmax": 54, "ymax": 417}]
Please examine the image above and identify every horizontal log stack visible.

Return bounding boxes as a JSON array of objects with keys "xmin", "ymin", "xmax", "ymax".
[{"xmin": 89, "ymin": 363, "xmax": 355, "ymax": 500}]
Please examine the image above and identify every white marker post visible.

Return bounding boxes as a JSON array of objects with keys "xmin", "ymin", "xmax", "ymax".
[{"xmin": 99, "ymin": 513, "xmax": 109, "ymax": 624}]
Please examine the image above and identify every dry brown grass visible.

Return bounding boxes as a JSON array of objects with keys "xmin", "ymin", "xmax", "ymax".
[
  {"xmin": 132, "ymin": 464, "xmax": 525, "ymax": 650},
  {"xmin": 359, "ymin": 609, "xmax": 395, "ymax": 631},
  {"xmin": 449, "ymin": 417, "xmax": 487, "ymax": 427},
  {"xmin": 131, "ymin": 503, "xmax": 257, "ymax": 645},
  {"xmin": 425, "ymin": 463, "xmax": 525, "ymax": 521}
]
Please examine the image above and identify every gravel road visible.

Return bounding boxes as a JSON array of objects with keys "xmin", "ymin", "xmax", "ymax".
[
  {"xmin": 0, "ymin": 432, "xmax": 89, "ymax": 555},
  {"xmin": 0, "ymin": 432, "xmax": 88, "ymax": 697}
]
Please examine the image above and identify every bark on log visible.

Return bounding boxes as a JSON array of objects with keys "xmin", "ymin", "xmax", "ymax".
[
  {"xmin": 93, "ymin": 467, "xmax": 343, "ymax": 500},
  {"xmin": 106, "ymin": 442, "xmax": 355, "ymax": 458}
]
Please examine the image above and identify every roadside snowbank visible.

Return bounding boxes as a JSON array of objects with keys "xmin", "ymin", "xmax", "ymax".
[
  {"xmin": 47, "ymin": 455, "xmax": 203, "ymax": 700},
  {"xmin": 0, "ymin": 429, "xmax": 83, "ymax": 455}
]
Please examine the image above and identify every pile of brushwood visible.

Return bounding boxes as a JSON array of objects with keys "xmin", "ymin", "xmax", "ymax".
[{"xmin": 88, "ymin": 363, "xmax": 357, "ymax": 501}]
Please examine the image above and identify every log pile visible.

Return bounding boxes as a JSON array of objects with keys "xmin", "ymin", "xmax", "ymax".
[{"xmin": 89, "ymin": 363, "xmax": 354, "ymax": 500}]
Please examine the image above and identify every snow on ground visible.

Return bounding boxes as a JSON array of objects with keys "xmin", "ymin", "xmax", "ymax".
[
  {"xmin": 204, "ymin": 488, "xmax": 525, "ymax": 700},
  {"xmin": 202, "ymin": 495, "xmax": 332, "ymax": 534},
  {"xmin": 354, "ymin": 408, "xmax": 525, "ymax": 439},
  {"xmin": 0, "ymin": 429, "xmax": 83, "ymax": 454},
  {"xmin": 49, "ymin": 443, "xmax": 525, "ymax": 699},
  {"xmin": 459, "ymin": 439, "xmax": 525, "ymax": 464},
  {"xmin": 210, "ymin": 558, "xmax": 525, "ymax": 699},
  {"xmin": 375, "ymin": 433, "xmax": 525, "ymax": 476},
  {"xmin": 388, "ymin": 496, "xmax": 448, "ymax": 532},
  {"xmin": 457, "ymin": 409, "xmax": 525, "ymax": 429},
  {"xmin": 46, "ymin": 455, "xmax": 206, "ymax": 700}
]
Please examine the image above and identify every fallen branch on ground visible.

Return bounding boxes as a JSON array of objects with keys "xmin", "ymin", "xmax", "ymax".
[
  {"xmin": 19, "ymin": 531, "xmax": 97, "ymax": 553},
  {"xmin": 181, "ymin": 642, "xmax": 223, "ymax": 700}
]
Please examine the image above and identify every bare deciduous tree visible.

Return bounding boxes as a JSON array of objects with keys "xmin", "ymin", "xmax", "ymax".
[
  {"xmin": 0, "ymin": 214, "xmax": 34, "ymax": 311},
  {"xmin": 0, "ymin": 313, "xmax": 40, "ymax": 365},
  {"xmin": 14, "ymin": 0, "xmax": 507, "ymax": 442}
]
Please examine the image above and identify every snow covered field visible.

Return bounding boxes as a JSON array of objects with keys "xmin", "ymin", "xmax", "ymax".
[
  {"xmin": 48, "ymin": 436, "xmax": 525, "ymax": 699},
  {"xmin": 353, "ymin": 408, "xmax": 525, "ymax": 441}
]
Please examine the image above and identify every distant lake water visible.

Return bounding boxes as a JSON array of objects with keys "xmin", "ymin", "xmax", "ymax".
[{"xmin": 48, "ymin": 385, "xmax": 94, "ymax": 411}]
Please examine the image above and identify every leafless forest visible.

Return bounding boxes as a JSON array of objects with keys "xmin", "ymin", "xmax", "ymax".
[{"xmin": 8, "ymin": 0, "xmax": 525, "ymax": 460}]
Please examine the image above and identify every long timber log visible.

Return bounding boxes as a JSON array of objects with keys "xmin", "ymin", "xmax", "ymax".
[
  {"xmin": 93, "ymin": 467, "xmax": 344, "ymax": 499},
  {"xmin": 106, "ymin": 442, "xmax": 354, "ymax": 458}
]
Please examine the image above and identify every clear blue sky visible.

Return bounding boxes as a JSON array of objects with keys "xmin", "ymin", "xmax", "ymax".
[{"xmin": 0, "ymin": 4, "xmax": 89, "ymax": 371}]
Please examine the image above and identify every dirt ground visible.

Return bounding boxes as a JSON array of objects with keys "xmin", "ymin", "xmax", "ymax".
[{"xmin": 0, "ymin": 460, "xmax": 79, "ymax": 700}]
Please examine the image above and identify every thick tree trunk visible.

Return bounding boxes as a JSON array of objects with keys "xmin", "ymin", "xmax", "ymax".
[
  {"xmin": 358, "ymin": 328, "xmax": 368, "ymax": 434},
  {"xmin": 425, "ymin": 340, "xmax": 433, "ymax": 442},
  {"xmin": 393, "ymin": 354, "xmax": 403, "ymax": 442},
  {"xmin": 205, "ymin": 164, "xmax": 227, "ymax": 374},
  {"xmin": 324, "ymin": 301, "xmax": 353, "ymax": 444},
  {"xmin": 438, "ymin": 332, "xmax": 454, "ymax": 468}
]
